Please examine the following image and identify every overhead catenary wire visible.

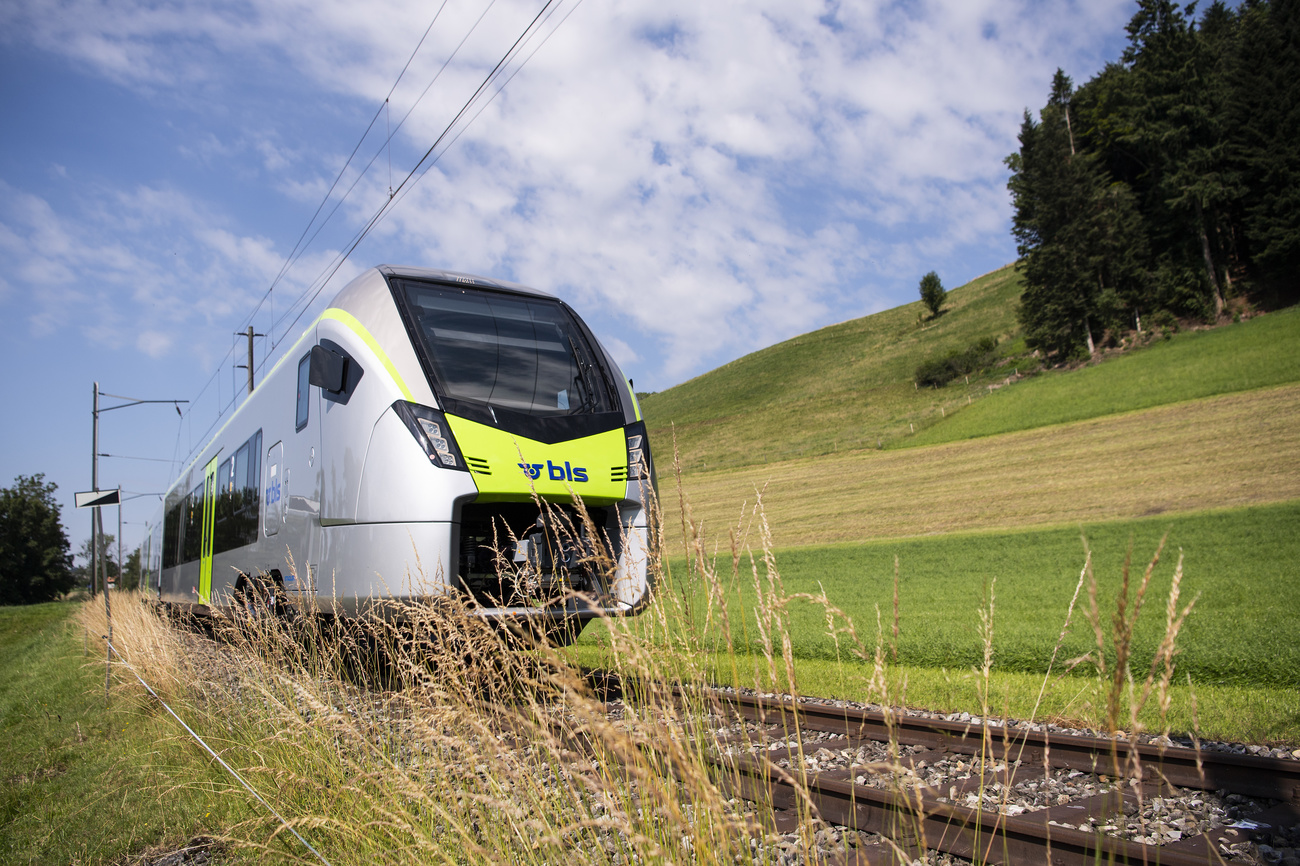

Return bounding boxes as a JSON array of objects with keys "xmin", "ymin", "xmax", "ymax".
[
  {"xmin": 175, "ymin": 0, "xmax": 485, "ymax": 449},
  {"xmin": 238, "ymin": 0, "xmax": 454, "ymax": 337},
  {"xmin": 165, "ymin": 1, "xmax": 461, "ymax": 464},
  {"xmin": 259, "ymin": 0, "xmax": 499, "ymax": 329},
  {"xmin": 101, "ymin": 636, "xmax": 334, "ymax": 866},
  {"xmin": 400, "ymin": 0, "xmax": 584, "ymax": 201},
  {"xmin": 174, "ymin": 0, "xmax": 578, "ymax": 472},
  {"xmin": 271, "ymin": 0, "xmax": 565, "ymax": 347}
]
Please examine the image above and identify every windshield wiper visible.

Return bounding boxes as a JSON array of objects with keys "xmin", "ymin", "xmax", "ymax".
[{"xmin": 569, "ymin": 336, "xmax": 600, "ymax": 413}]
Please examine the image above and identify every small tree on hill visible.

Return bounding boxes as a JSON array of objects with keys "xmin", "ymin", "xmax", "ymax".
[
  {"xmin": 919, "ymin": 271, "xmax": 947, "ymax": 318},
  {"xmin": 0, "ymin": 474, "xmax": 74, "ymax": 604}
]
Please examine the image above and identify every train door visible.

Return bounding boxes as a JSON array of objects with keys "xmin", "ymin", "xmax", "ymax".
[
  {"xmin": 264, "ymin": 441, "xmax": 283, "ymax": 536},
  {"xmin": 312, "ymin": 337, "xmax": 367, "ymax": 524},
  {"xmin": 198, "ymin": 455, "xmax": 218, "ymax": 604},
  {"xmin": 284, "ymin": 350, "xmax": 322, "ymax": 593}
]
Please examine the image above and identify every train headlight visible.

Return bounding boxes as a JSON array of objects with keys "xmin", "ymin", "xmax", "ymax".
[
  {"xmin": 392, "ymin": 401, "xmax": 468, "ymax": 471},
  {"xmin": 625, "ymin": 422, "xmax": 652, "ymax": 481}
]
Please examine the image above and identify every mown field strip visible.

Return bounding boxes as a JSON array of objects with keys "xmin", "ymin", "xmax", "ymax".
[{"xmin": 674, "ymin": 382, "xmax": 1300, "ymax": 549}]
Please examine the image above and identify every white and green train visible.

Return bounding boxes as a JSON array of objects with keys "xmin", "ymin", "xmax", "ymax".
[{"xmin": 150, "ymin": 266, "xmax": 655, "ymax": 638}]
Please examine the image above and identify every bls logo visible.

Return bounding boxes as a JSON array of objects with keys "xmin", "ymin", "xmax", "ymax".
[
  {"xmin": 518, "ymin": 460, "xmax": 589, "ymax": 483},
  {"xmin": 265, "ymin": 478, "xmax": 281, "ymax": 506}
]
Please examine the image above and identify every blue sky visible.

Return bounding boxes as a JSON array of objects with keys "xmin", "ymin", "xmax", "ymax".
[{"xmin": 0, "ymin": 0, "xmax": 1138, "ymax": 558}]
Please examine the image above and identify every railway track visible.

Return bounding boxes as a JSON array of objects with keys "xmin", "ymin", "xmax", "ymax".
[
  {"xmin": 576, "ymin": 671, "xmax": 1300, "ymax": 864},
  {"xmin": 687, "ymin": 686, "xmax": 1300, "ymax": 865},
  {"xmin": 161, "ymin": 618, "xmax": 1300, "ymax": 865}
]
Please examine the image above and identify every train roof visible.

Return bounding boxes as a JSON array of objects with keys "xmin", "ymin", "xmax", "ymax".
[{"xmin": 376, "ymin": 265, "xmax": 557, "ymax": 300}]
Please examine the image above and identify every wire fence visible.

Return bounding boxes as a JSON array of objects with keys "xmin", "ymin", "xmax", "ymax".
[{"xmin": 101, "ymin": 634, "xmax": 333, "ymax": 866}]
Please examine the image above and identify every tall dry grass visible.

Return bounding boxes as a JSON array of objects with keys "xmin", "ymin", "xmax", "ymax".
[{"xmin": 78, "ymin": 453, "xmax": 1205, "ymax": 865}]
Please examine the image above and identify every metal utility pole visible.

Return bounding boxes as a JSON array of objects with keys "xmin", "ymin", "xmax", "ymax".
[
  {"xmin": 91, "ymin": 383, "xmax": 99, "ymax": 599},
  {"xmin": 236, "ymin": 327, "xmax": 264, "ymax": 396},
  {"xmin": 89, "ymin": 389, "xmax": 189, "ymax": 586},
  {"xmin": 87, "ymin": 385, "xmax": 187, "ymax": 708}
]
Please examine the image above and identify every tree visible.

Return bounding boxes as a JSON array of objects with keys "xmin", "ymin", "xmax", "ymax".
[
  {"xmin": 0, "ymin": 474, "xmax": 75, "ymax": 605},
  {"xmin": 73, "ymin": 532, "xmax": 119, "ymax": 588},
  {"xmin": 919, "ymin": 271, "xmax": 947, "ymax": 317},
  {"xmin": 1225, "ymin": 0, "xmax": 1300, "ymax": 304},
  {"xmin": 124, "ymin": 544, "xmax": 143, "ymax": 591},
  {"xmin": 1008, "ymin": 70, "xmax": 1149, "ymax": 358},
  {"xmin": 1121, "ymin": 0, "xmax": 1235, "ymax": 318}
]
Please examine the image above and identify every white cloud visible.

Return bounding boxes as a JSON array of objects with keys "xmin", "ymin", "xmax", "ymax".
[
  {"xmin": 0, "ymin": 0, "xmax": 1138, "ymax": 388},
  {"xmin": 0, "ymin": 179, "xmax": 341, "ymax": 369}
]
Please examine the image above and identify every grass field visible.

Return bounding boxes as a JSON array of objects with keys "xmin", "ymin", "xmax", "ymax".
[
  {"xmin": 0, "ymin": 602, "xmax": 242, "ymax": 865},
  {"xmin": 624, "ymin": 501, "xmax": 1300, "ymax": 689},
  {"xmin": 640, "ymin": 265, "xmax": 1027, "ymax": 472},
  {"xmin": 5, "ymin": 494, "xmax": 1298, "ymax": 865},
  {"xmin": 641, "ymin": 266, "xmax": 1300, "ymax": 475},
  {"xmin": 907, "ymin": 303, "xmax": 1300, "ymax": 448},
  {"xmin": 672, "ymin": 382, "xmax": 1300, "ymax": 550}
]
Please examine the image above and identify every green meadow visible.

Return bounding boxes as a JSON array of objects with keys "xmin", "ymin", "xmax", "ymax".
[
  {"xmin": 908, "ymin": 304, "xmax": 1300, "ymax": 448},
  {"xmin": 574, "ymin": 501, "xmax": 1300, "ymax": 742},
  {"xmin": 0, "ymin": 603, "xmax": 241, "ymax": 865},
  {"xmin": 650, "ymin": 502, "xmax": 1300, "ymax": 689},
  {"xmin": 640, "ymin": 265, "xmax": 1027, "ymax": 472}
]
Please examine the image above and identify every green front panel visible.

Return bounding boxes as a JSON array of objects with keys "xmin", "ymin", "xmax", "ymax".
[
  {"xmin": 446, "ymin": 415, "xmax": 628, "ymax": 505},
  {"xmin": 198, "ymin": 456, "xmax": 218, "ymax": 604}
]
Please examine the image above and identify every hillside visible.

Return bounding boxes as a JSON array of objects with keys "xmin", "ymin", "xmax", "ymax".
[
  {"xmin": 909, "ymin": 303, "xmax": 1300, "ymax": 448},
  {"xmin": 671, "ymin": 382, "xmax": 1300, "ymax": 550},
  {"xmin": 642, "ymin": 266, "xmax": 1300, "ymax": 551},
  {"xmin": 641, "ymin": 266, "xmax": 1026, "ymax": 472}
]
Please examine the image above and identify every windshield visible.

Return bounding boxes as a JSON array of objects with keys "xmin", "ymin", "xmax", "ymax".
[{"xmin": 396, "ymin": 281, "xmax": 618, "ymax": 417}]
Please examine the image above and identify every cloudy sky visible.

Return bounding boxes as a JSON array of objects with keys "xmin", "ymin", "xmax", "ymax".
[{"xmin": 0, "ymin": 0, "xmax": 1139, "ymax": 555}]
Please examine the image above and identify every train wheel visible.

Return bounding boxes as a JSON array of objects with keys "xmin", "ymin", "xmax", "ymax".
[{"xmin": 232, "ymin": 572, "xmax": 279, "ymax": 621}]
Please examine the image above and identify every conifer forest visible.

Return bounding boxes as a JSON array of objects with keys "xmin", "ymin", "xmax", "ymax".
[{"xmin": 1007, "ymin": 0, "xmax": 1299, "ymax": 358}]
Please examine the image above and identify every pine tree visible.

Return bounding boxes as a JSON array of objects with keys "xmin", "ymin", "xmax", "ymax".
[
  {"xmin": 1008, "ymin": 71, "xmax": 1149, "ymax": 357},
  {"xmin": 1226, "ymin": 0, "xmax": 1300, "ymax": 304},
  {"xmin": 1121, "ymin": 0, "xmax": 1232, "ymax": 318}
]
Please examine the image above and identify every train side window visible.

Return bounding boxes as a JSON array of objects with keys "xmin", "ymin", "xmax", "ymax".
[
  {"xmin": 182, "ymin": 480, "xmax": 204, "ymax": 564},
  {"xmin": 296, "ymin": 354, "xmax": 311, "ymax": 432},
  {"xmin": 241, "ymin": 430, "xmax": 262, "ymax": 547},
  {"xmin": 233, "ymin": 442, "xmax": 249, "ymax": 500},
  {"xmin": 213, "ymin": 456, "xmax": 235, "ymax": 555},
  {"xmin": 162, "ymin": 490, "xmax": 184, "ymax": 570}
]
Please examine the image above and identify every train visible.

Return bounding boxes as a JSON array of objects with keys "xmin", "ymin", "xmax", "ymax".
[{"xmin": 148, "ymin": 265, "xmax": 656, "ymax": 639}]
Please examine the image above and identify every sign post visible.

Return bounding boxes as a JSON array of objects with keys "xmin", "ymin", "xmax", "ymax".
[
  {"xmin": 77, "ymin": 486, "xmax": 121, "ymax": 707},
  {"xmin": 84, "ymin": 385, "xmax": 187, "ymax": 707}
]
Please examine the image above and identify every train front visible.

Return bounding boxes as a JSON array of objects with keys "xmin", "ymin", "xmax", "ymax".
[{"xmin": 318, "ymin": 267, "xmax": 655, "ymax": 635}]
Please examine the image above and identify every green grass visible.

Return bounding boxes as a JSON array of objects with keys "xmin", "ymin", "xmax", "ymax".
[
  {"xmin": 641, "ymin": 263, "xmax": 1300, "ymax": 473},
  {"xmin": 908, "ymin": 304, "xmax": 1300, "ymax": 447},
  {"xmin": 582, "ymin": 500, "xmax": 1300, "ymax": 693},
  {"xmin": 675, "ymin": 382, "xmax": 1300, "ymax": 549},
  {"xmin": 0, "ymin": 601, "xmax": 245, "ymax": 865},
  {"xmin": 789, "ymin": 658, "xmax": 1300, "ymax": 746},
  {"xmin": 641, "ymin": 265, "xmax": 1027, "ymax": 471}
]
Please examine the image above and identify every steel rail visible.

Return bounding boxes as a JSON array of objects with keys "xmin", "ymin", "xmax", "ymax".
[
  {"xmin": 715, "ymin": 690, "xmax": 1300, "ymax": 803},
  {"xmin": 719, "ymin": 752, "xmax": 1226, "ymax": 866}
]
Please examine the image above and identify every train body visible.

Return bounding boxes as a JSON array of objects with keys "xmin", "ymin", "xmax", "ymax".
[{"xmin": 151, "ymin": 265, "xmax": 655, "ymax": 632}]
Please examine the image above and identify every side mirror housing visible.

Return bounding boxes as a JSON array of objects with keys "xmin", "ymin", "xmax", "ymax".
[{"xmin": 309, "ymin": 344, "xmax": 347, "ymax": 393}]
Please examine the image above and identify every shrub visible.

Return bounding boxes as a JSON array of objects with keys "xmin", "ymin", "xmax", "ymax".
[{"xmin": 914, "ymin": 336, "xmax": 1000, "ymax": 388}]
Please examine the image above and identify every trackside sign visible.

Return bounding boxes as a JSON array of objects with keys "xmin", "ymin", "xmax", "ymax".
[{"xmin": 75, "ymin": 489, "xmax": 121, "ymax": 509}]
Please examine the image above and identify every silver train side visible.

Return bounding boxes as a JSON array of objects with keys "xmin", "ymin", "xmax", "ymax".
[{"xmin": 149, "ymin": 265, "xmax": 655, "ymax": 632}]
